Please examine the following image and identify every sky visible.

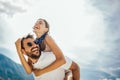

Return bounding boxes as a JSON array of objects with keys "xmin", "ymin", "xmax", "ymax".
[
  {"xmin": 0, "ymin": 0, "xmax": 106, "ymax": 63},
  {"xmin": 0, "ymin": 0, "xmax": 120, "ymax": 79}
]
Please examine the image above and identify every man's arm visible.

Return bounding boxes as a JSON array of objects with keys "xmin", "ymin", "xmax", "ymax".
[
  {"xmin": 69, "ymin": 61, "xmax": 80, "ymax": 80},
  {"xmin": 15, "ymin": 39, "xmax": 32, "ymax": 74}
]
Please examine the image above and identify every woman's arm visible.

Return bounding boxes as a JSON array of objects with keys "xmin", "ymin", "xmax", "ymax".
[
  {"xmin": 34, "ymin": 35, "xmax": 66, "ymax": 76},
  {"xmin": 15, "ymin": 38, "xmax": 32, "ymax": 74}
]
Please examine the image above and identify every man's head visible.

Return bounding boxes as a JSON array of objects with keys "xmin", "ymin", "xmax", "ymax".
[{"xmin": 21, "ymin": 34, "xmax": 41, "ymax": 59}]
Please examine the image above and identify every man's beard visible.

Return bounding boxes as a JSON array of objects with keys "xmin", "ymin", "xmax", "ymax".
[
  {"xmin": 27, "ymin": 50, "xmax": 41, "ymax": 59},
  {"xmin": 27, "ymin": 46, "xmax": 41, "ymax": 59},
  {"xmin": 30, "ymin": 53, "xmax": 40, "ymax": 59}
]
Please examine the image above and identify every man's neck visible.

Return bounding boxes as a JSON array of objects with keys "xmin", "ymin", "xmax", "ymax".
[{"xmin": 29, "ymin": 57, "xmax": 39, "ymax": 64}]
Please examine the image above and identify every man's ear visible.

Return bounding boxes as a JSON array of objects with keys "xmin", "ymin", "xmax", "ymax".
[{"xmin": 21, "ymin": 49, "xmax": 26, "ymax": 55}]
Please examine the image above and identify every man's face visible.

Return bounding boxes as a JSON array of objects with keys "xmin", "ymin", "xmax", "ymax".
[{"xmin": 23, "ymin": 38, "xmax": 40, "ymax": 59}]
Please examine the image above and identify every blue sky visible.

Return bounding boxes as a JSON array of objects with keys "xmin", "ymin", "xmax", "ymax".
[{"xmin": 0, "ymin": 0, "xmax": 120, "ymax": 79}]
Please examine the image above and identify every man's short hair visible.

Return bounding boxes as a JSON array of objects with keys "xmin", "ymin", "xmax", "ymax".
[
  {"xmin": 21, "ymin": 34, "xmax": 46, "ymax": 51},
  {"xmin": 21, "ymin": 34, "xmax": 34, "ymax": 49}
]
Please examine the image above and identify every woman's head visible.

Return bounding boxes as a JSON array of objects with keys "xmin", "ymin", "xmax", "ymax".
[
  {"xmin": 34, "ymin": 18, "xmax": 50, "ymax": 51},
  {"xmin": 36, "ymin": 18, "xmax": 50, "ymax": 33}
]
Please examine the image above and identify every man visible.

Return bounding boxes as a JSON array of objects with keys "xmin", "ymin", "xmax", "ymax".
[{"xmin": 15, "ymin": 19, "xmax": 80, "ymax": 80}]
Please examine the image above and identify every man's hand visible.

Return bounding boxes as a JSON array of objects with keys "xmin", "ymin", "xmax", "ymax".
[
  {"xmin": 33, "ymin": 20, "xmax": 48, "ymax": 38},
  {"xmin": 15, "ymin": 38, "xmax": 22, "ymax": 53}
]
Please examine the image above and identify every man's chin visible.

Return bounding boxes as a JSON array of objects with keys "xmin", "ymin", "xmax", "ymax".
[
  {"xmin": 31, "ymin": 55, "xmax": 40, "ymax": 59},
  {"xmin": 30, "ymin": 52, "xmax": 40, "ymax": 59}
]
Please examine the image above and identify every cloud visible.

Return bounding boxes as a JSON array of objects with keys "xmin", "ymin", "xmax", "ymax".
[
  {"xmin": 90, "ymin": 0, "xmax": 120, "ymax": 66},
  {"xmin": 0, "ymin": 18, "xmax": 7, "ymax": 43},
  {"xmin": 86, "ymin": 0, "xmax": 120, "ymax": 78},
  {"xmin": 0, "ymin": 0, "xmax": 28, "ymax": 45},
  {"xmin": 90, "ymin": 0, "xmax": 120, "ymax": 35},
  {"xmin": 0, "ymin": 0, "xmax": 26, "ymax": 17}
]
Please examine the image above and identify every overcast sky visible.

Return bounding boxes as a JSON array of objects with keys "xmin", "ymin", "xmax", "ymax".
[
  {"xmin": 0, "ymin": 0, "xmax": 120, "ymax": 78},
  {"xmin": 0, "ymin": 0, "xmax": 106, "ymax": 63}
]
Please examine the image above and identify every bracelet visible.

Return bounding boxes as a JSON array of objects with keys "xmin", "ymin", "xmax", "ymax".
[{"xmin": 34, "ymin": 33, "xmax": 47, "ymax": 44}]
